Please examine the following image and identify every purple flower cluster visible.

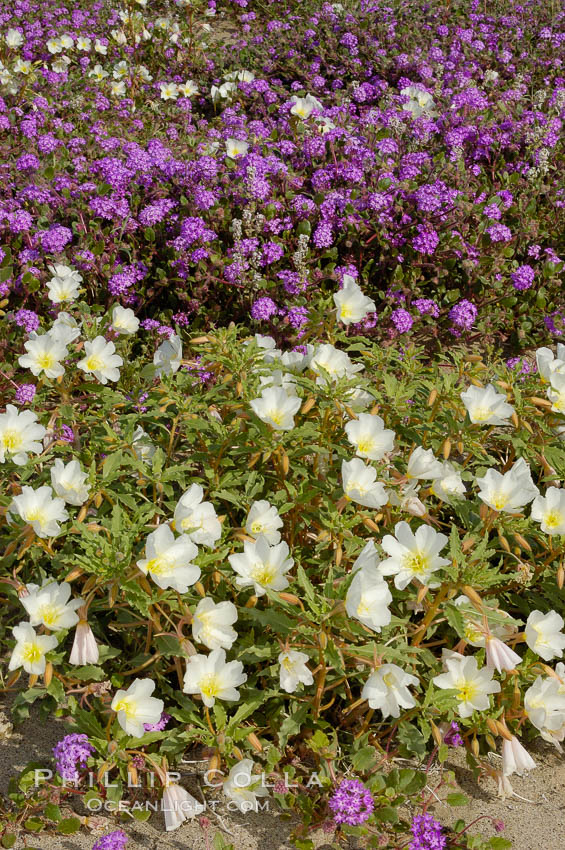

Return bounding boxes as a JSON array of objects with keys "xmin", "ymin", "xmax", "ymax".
[
  {"xmin": 92, "ymin": 831, "xmax": 128, "ymax": 850},
  {"xmin": 52, "ymin": 733, "xmax": 94, "ymax": 782},
  {"xmin": 143, "ymin": 712, "xmax": 171, "ymax": 732},
  {"xmin": 328, "ymin": 779, "xmax": 374, "ymax": 826},
  {"xmin": 409, "ymin": 814, "xmax": 447, "ymax": 850}
]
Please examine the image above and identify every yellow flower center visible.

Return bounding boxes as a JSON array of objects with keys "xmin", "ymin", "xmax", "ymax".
[
  {"xmin": 23, "ymin": 643, "xmax": 43, "ymax": 664},
  {"xmin": 472, "ymin": 406, "xmax": 492, "ymax": 422},
  {"xmin": 544, "ymin": 510, "xmax": 562, "ymax": 530},
  {"xmin": 357, "ymin": 600, "xmax": 370, "ymax": 617},
  {"xmin": 457, "ymin": 681, "xmax": 478, "ymax": 703},
  {"xmin": 145, "ymin": 556, "xmax": 170, "ymax": 577},
  {"xmin": 357, "ymin": 438, "xmax": 375, "ymax": 454},
  {"xmin": 382, "ymin": 672, "xmax": 396, "ymax": 688},
  {"xmin": 84, "ymin": 354, "xmax": 103, "ymax": 371},
  {"xmin": 282, "ymin": 656, "xmax": 294, "ymax": 671},
  {"xmin": 491, "ymin": 493, "xmax": 508, "ymax": 511},
  {"xmin": 250, "ymin": 521, "xmax": 263, "ymax": 535},
  {"xmin": 2, "ymin": 429, "xmax": 23, "ymax": 451},
  {"xmin": 37, "ymin": 604, "xmax": 60, "ymax": 628},
  {"xmin": 113, "ymin": 698, "xmax": 135, "ymax": 719},
  {"xmin": 340, "ymin": 304, "xmax": 353, "ymax": 319},
  {"xmin": 26, "ymin": 509, "xmax": 48, "ymax": 527},
  {"xmin": 251, "ymin": 564, "xmax": 276, "ymax": 587},
  {"xmin": 404, "ymin": 552, "xmax": 430, "ymax": 576},
  {"xmin": 199, "ymin": 674, "xmax": 220, "ymax": 699},
  {"xmin": 269, "ymin": 410, "xmax": 284, "ymax": 426},
  {"xmin": 37, "ymin": 352, "xmax": 55, "ymax": 370}
]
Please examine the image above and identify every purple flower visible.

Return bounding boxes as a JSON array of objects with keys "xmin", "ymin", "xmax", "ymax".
[
  {"xmin": 14, "ymin": 384, "xmax": 36, "ymax": 405},
  {"xmin": 53, "ymin": 734, "xmax": 94, "ymax": 782},
  {"xmin": 60, "ymin": 425, "xmax": 75, "ymax": 443},
  {"xmin": 328, "ymin": 779, "xmax": 374, "ymax": 826},
  {"xmin": 409, "ymin": 813, "xmax": 447, "ymax": 850},
  {"xmin": 412, "ymin": 226, "xmax": 439, "ymax": 255},
  {"xmin": 144, "ymin": 712, "xmax": 171, "ymax": 732},
  {"xmin": 486, "ymin": 223, "xmax": 512, "ymax": 243},
  {"xmin": 39, "ymin": 225, "xmax": 73, "ymax": 254},
  {"xmin": 413, "ymin": 298, "xmax": 440, "ymax": 318},
  {"xmin": 391, "ymin": 308, "xmax": 413, "ymax": 333},
  {"xmin": 92, "ymin": 831, "xmax": 128, "ymax": 850},
  {"xmin": 14, "ymin": 309, "xmax": 40, "ymax": 333},
  {"xmin": 443, "ymin": 722, "xmax": 463, "ymax": 747},
  {"xmin": 449, "ymin": 299, "xmax": 477, "ymax": 330},
  {"xmin": 511, "ymin": 264, "xmax": 535, "ymax": 291},
  {"xmin": 251, "ymin": 297, "xmax": 278, "ymax": 321}
]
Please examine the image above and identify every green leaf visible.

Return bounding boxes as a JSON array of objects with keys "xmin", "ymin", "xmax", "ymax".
[
  {"xmin": 23, "ymin": 818, "xmax": 43, "ymax": 833},
  {"xmin": 1, "ymin": 834, "xmax": 17, "ymax": 848},
  {"xmin": 446, "ymin": 792, "xmax": 469, "ymax": 806},
  {"xmin": 70, "ymin": 665, "xmax": 107, "ymax": 681},
  {"xmin": 57, "ymin": 818, "xmax": 82, "ymax": 835},
  {"xmin": 44, "ymin": 803, "xmax": 62, "ymax": 822},
  {"xmin": 278, "ymin": 704, "xmax": 309, "ymax": 751}
]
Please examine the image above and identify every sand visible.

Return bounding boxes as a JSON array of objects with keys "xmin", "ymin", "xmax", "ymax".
[{"xmin": 1, "ymin": 702, "xmax": 565, "ymax": 849}]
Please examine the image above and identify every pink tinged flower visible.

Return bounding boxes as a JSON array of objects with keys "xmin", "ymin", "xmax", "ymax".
[
  {"xmin": 485, "ymin": 636, "xmax": 521, "ymax": 672},
  {"xmin": 502, "ymin": 735, "xmax": 536, "ymax": 777},
  {"xmin": 162, "ymin": 783, "xmax": 205, "ymax": 831},
  {"xmin": 69, "ymin": 617, "xmax": 99, "ymax": 665}
]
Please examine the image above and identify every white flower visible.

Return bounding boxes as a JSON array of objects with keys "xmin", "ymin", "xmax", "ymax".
[
  {"xmin": 531, "ymin": 487, "xmax": 565, "ymax": 535},
  {"xmin": 173, "ymin": 484, "xmax": 221, "ymax": 548},
  {"xmin": 380, "ymin": 521, "xmax": 449, "ymax": 589},
  {"xmin": 387, "ymin": 480, "xmax": 426, "ymax": 517},
  {"xmin": 113, "ymin": 60, "xmax": 128, "ymax": 79},
  {"xmin": 18, "ymin": 334, "xmax": 67, "ymax": 379},
  {"xmin": 131, "ymin": 426, "xmax": 156, "ymax": 464},
  {"xmin": 525, "ymin": 610, "xmax": 565, "ymax": 661},
  {"xmin": 245, "ymin": 333, "xmax": 279, "ymax": 362},
  {"xmin": 362, "ymin": 664, "xmax": 418, "ymax": 718},
  {"xmin": 160, "ymin": 82, "xmax": 179, "ymax": 100},
  {"xmin": 6, "ymin": 28, "xmax": 24, "ymax": 48},
  {"xmin": 278, "ymin": 650, "xmax": 314, "ymax": 693},
  {"xmin": 309, "ymin": 343, "xmax": 364, "ymax": 385},
  {"xmin": 21, "ymin": 581, "xmax": 83, "ymax": 630},
  {"xmin": 224, "ymin": 69, "xmax": 255, "ymax": 83},
  {"xmin": 433, "ymin": 655, "xmax": 501, "ymax": 718},
  {"xmin": 249, "ymin": 387, "xmax": 301, "ymax": 431},
  {"xmin": 342, "ymin": 458, "xmax": 388, "ymax": 509},
  {"xmin": 154, "ymin": 334, "xmax": 182, "ymax": 377},
  {"xmin": 47, "ymin": 266, "xmax": 82, "ymax": 303},
  {"xmin": 289, "ymin": 93, "xmax": 323, "ymax": 119},
  {"xmin": 536, "ymin": 345, "xmax": 565, "ymax": 382},
  {"xmin": 345, "ymin": 561, "xmax": 392, "ymax": 633},
  {"xmin": 258, "ymin": 370, "xmax": 298, "ymax": 396},
  {"xmin": 226, "ymin": 138, "xmax": 249, "ymax": 158},
  {"xmin": 111, "ymin": 81, "xmax": 126, "ymax": 97},
  {"xmin": 76, "ymin": 36, "xmax": 91, "ymax": 51},
  {"xmin": 179, "ymin": 79, "xmax": 198, "ymax": 96},
  {"xmin": 94, "ymin": 39, "xmax": 107, "ymax": 54},
  {"xmin": 183, "ymin": 648, "xmax": 246, "ymax": 707},
  {"xmin": 10, "ymin": 485, "xmax": 68, "ymax": 538},
  {"xmin": 111, "ymin": 678, "xmax": 164, "ymax": 737},
  {"xmin": 476, "ymin": 457, "xmax": 539, "ymax": 513},
  {"xmin": 460, "ymin": 383, "xmax": 515, "ymax": 425},
  {"xmin": 334, "ymin": 275, "xmax": 376, "ymax": 325},
  {"xmin": 547, "ymin": 371, "xmax": 565, "ymax": 413},
  {"xmin": 228, "ymin": 535, "xmax": 293, "ymax": 596},
  {"xmin": 502, "ymin": 736, "xmax": 536, "ymax": 777},
  {"xmin": 430, "ymin": 462, "xmax": 466, "ymax": 502},
  {"xmin": 88, "ymin": 62, "xmax": 110, "ymax": 83},
  {"xmin": 8, "ymin": 623, "xmax": 58, "ymax": 675},
  {"xmin": 401, "ymin": 86, "xmax": 437, "ymax": 117},
  {"xmin": 47, "ymin": 38, "xmax": 62, "ymax": 54},
  {"xmin": 211, "ymin": 81, "xmax": 236, "ymax": 103},
  {"xmin": 111, "ymin": 305, "xmax": 139, "ymax": 335},
  {"xmin": 524, "ymin": 675, "xmax": 565, "ymax": 746},
  {"xmin": 14, "ymin": 59, "xmax": 32, "ymax": 74},
  {"xmin": 49, "ymin": 311, "xmax": 81, "ymax": 345},
  {"xmin": 484, "ymin": 636, "xmax": 521, "ymax": 673},
  {"xmin": 69, "ymin": 617, "xmax": 99, "ymax": 665},
  {"xmin": 77, "ymin": 336, "xmax": 123, "ymax": 384},
  {"xmin": 192, "ymin": 598, "xmax": 238, "ymax": 651},
  {"xmin": 162, "ymin": 783, "xmax": 205, "ymax": 831},
  {"xmin": 406, "ymin": 446, "xmax": 444, "ymax": 480},
  {"xmin": 245, "ymin": 500, "xmax": 283, "ymax": 544},
  {"xmin": 50, "ymin": 458, "xmax": 90, "ymax": 505},
  {"xmin": 0, "ymin": 405, "xmax": 46, "ymax": 465},
  {"xmin": 137, "ymin": 525, "xmax": 200, "ymax": 593},
  {"xmin": 223, "ymin": 759, "xmax": 269, "ymax": 813},
  {"xmin": 345, "ymin": 413, "xmax": 395, "ymax": 460}
]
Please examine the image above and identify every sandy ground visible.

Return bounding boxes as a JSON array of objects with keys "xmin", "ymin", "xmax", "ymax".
[{"xmin": 1, "ymin": 702, "xmax": 565, "ymax": 849}]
